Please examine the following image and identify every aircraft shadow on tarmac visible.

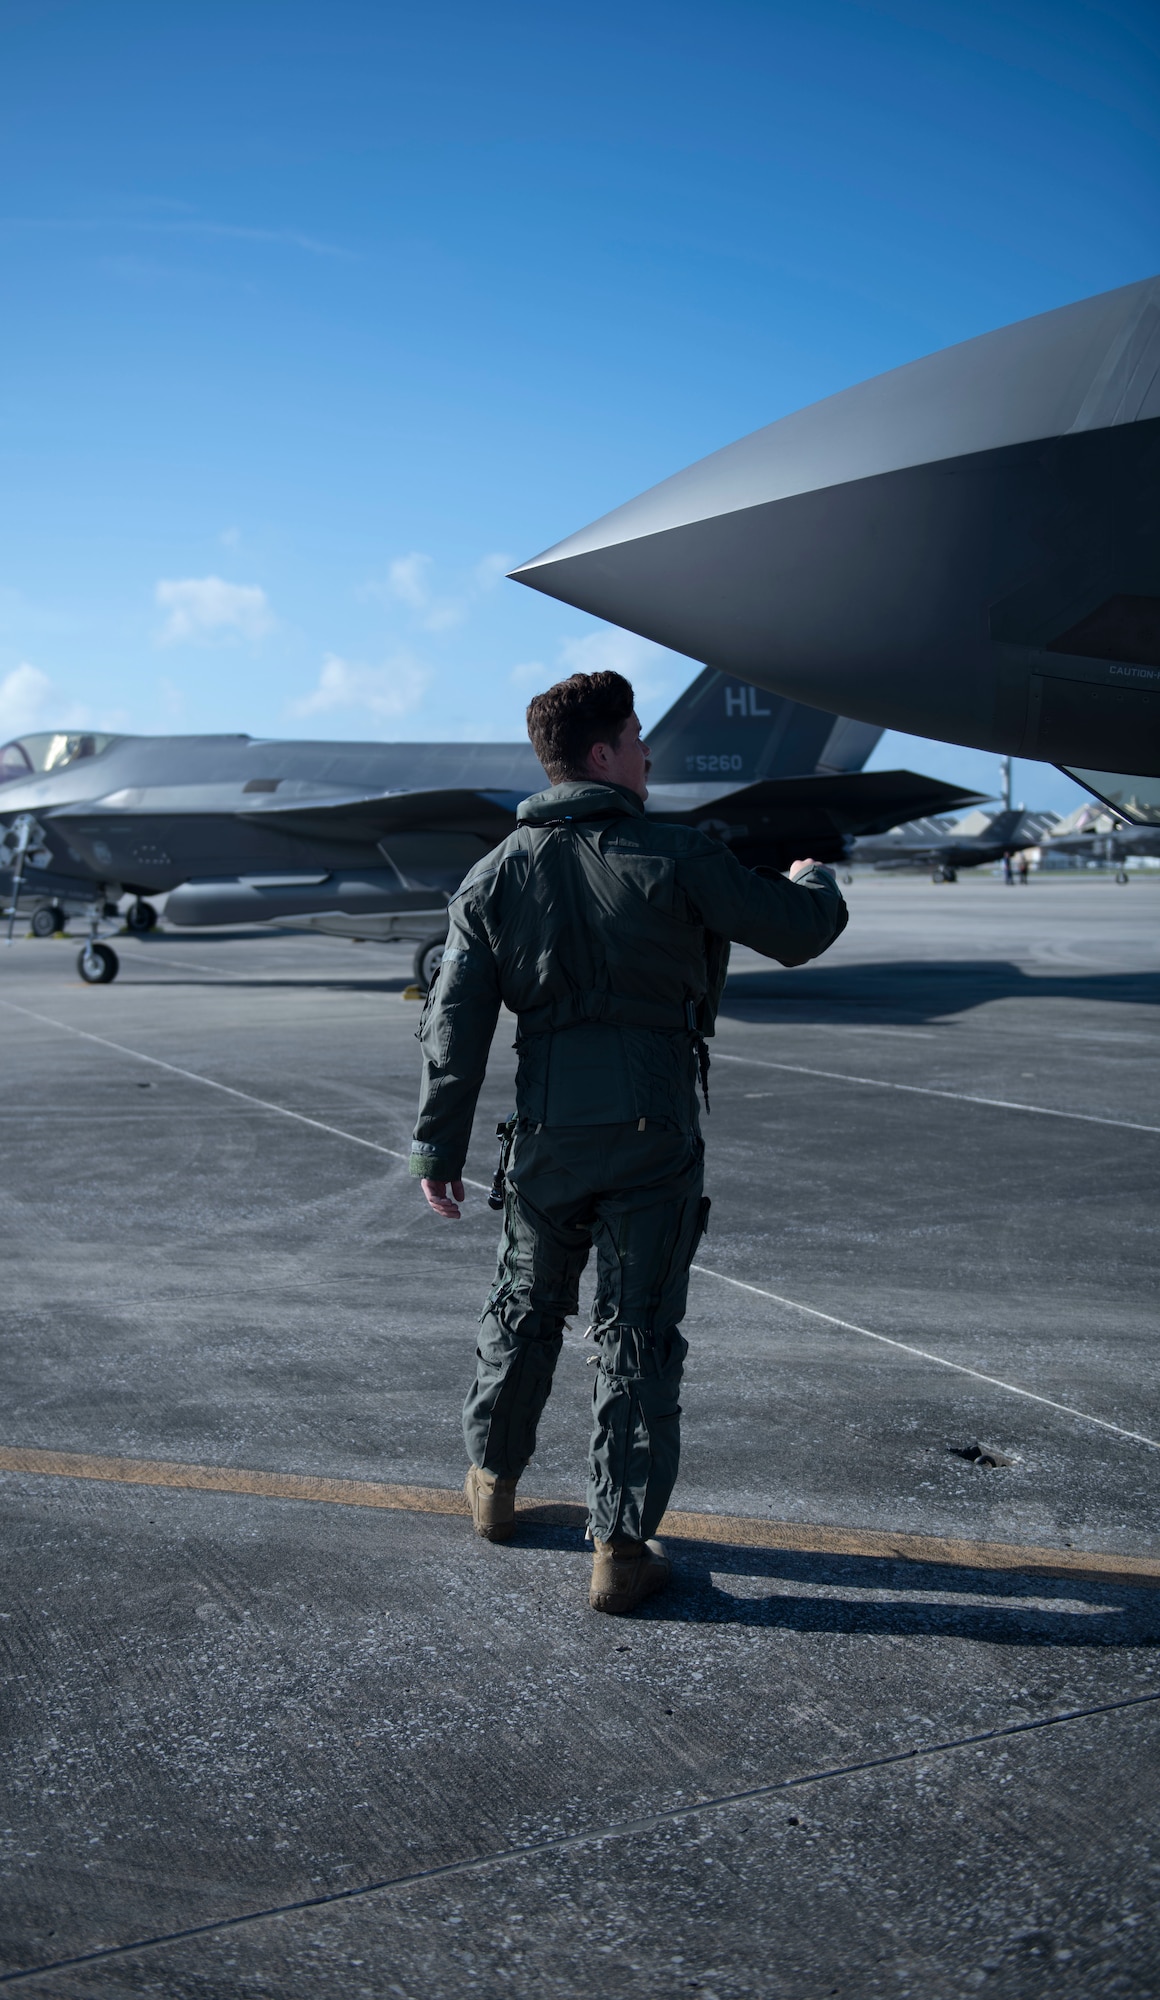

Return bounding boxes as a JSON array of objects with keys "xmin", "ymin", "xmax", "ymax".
[
  {"xmin": 125, "ymin": 976, "xmax": 416, "ymax": 993},
  {"xmin": 113, "ymin": 955, "xmax": 1159, "ymax": 1014},
  {"xmin": 514, "ymin": 1512, "xmax": 1157, "ymax": 1646},
  {"xmin": 719, "ymin": 960, "xmax": 1160, "ymax": 1027}
]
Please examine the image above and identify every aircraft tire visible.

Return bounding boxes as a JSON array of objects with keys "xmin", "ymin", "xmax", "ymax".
[
  {"xmin": 77, "ymin": 942, "xmax": 119, "ymax": 984},
  {"xmin": 31, "ymin": 905, "xmax": 66, "ymax": 937},
  {"xmin": 125, "ymin": 899, "xmax": 159, "ymax": 933},
  {"xmin": 414, "ymin": 940, "xmax": 446, "ymax": 989}
]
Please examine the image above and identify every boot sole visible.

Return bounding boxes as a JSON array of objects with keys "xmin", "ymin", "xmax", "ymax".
[
  {"xmin": 590, "ymin": 1564, "xmax": 672, "ymax": 1615},
  {"xmin": 475, "ymin": 1519, "xmax": 515, "ymax": 1543},
  {"xmin": 464, "ymin": 1470, "xmax": 516, "ymax": 1543}
]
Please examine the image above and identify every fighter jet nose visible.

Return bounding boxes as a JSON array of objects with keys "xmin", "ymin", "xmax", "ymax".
[{"xmin": 510, "ymin": 278, "xmax": 1160, "ymax": 778}]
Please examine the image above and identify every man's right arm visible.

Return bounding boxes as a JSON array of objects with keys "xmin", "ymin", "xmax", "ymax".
[
  {"xmin": 409, "ymin": 891, "xmax": 502, "ymax": 1188},
  {"xmin": 679, "ymin": 842, "xmax": 848, "ymax": 965}
]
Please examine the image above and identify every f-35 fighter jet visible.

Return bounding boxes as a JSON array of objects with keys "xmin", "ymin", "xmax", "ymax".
[
  {"xmin": 1042, "ymin": 800, "xmax": 1160, "ymax": 880},
  {"xmin": 511, "ymin": 277, "xmax": 1160, "ymax": 820},
  {"xmin": 0, "ymin": 677, "xmax": 980, "ymax": 984},
  {"xmin": 849, "ymin": 807, "xmax": 1053, "ymax": 880}
]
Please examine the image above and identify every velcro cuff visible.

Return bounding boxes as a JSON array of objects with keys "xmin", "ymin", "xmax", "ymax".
[{"xmin": 409, "ymin": 1142, "xmax": 459, "ymax": 1181}]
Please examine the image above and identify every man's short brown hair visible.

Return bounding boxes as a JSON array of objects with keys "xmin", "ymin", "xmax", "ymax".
[{"xmin": 526, "ymin": 671, "xmax": 634, "ymax": 783}]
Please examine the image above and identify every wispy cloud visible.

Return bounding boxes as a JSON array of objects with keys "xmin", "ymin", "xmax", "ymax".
[
  {"xmin": 289, "ymin": 651, "xmax": 430, "ymax": 722},
  {"xmin": 473, "ymin": 552, "xmax": 511, "ymax": 591},
  {"xmin": 0, "ymin": 216, "xmax": 347, "ymax": 257},
  {"xmin": 509, "ymin": 628, "xmax": 690, "ymax": 712},
  {"xmin": 0, "ymin": 661, "xmax": 89, "ymax": 737},
  {"xmin": 376, "ymin": 552, "xmax": 461, "ymax": 632},
  {"xmin": 509, "ymin": 660, "xmax": 549, "ymax": 690},
  {"xmin": 369, "ymin": 549, "xmax": 514, "ymax": 633},
  {"xmin": 154, "ymin": 576, "xmax": 275, "ymax": 645}
]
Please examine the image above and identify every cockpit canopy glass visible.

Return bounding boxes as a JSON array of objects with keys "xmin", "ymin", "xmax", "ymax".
[
  {"xmin": 1061, "ymin": 768, "xmax": 1160, "ymax": 827},
  {"xmin": 0, "ymin": 731, "xmax": 117, "ymax": 785}
]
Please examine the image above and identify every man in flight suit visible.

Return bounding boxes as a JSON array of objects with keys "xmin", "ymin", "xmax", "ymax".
[{"xmin": 411, "ymin": 670, "xmax": 847, "ymax": 1614}]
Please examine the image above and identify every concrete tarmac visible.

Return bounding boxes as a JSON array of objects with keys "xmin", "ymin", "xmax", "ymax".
[{"xmin": 1, "ymin": 874, "xmax": 1158, "ymax": 1997}]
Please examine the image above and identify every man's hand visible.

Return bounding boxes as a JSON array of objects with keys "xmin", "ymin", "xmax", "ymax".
[
  {"xmin": 421, "ymin": 1177, "xmax": 466, "ymax": 1219},
  {"xmin": 788, "ymin": 857, "xmax": 835, "ymax": 880}
]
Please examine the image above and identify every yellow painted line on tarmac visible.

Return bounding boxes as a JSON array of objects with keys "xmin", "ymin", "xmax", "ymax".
[
  {"xmin": 2, "ymin": 1444, "xmax": 1158, "ymax": 1588},
  {"xmin": 0, "ymin": 1446, "xmax": 470, "ymax": 1518}
]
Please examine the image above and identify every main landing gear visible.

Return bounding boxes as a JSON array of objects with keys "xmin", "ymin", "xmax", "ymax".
[
  {"xmin": 414, "ymin": 939, "xmax": 446, "ymax": 989},
  {"xmin": 30, "ymin": 904, "xmax": 67, "ymax": 937},
  {"xmin": 124, "ymin": 898, "xmax": 159, "ymax": 932}
]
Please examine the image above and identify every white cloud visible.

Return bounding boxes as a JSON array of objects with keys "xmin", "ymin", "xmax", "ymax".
[
  {"xmin": 557, "ymin": 629, "xmax": 663, "ymax": 680},
  {"xmin": 386, "ymin": 552, "xmax": 434, "ymax": 611},
  {"xmin": 0, "ymin": 663, "xmax": 128, "ymax": 738},
  {"xmin": 509, "ymin": 659, "xmax": 548, "ymax": 689},
  {"xmin": 371, "ymin": 548, "xmax": 513, "ymax": 633},
  {"xmin": 379, "ymin": 552, "xmax": 462, "ymax": 632},
  {"xmin": 473, "ymin": 552, "xmax": 512, "ymax": 591},
  {"xmin": 289, "ymin": 651, "xmax": 430, "ymax": 722},
  {"xmin": 154, "ymin": 575, "xmax": 274, "ymax": 644},
  {"xmin": 511, "ymin": 628, "xmax": 691, "ymax": 715},
  {"xmin": 0, "ymin": 661, "xmax": 58, "ymax": 738}
]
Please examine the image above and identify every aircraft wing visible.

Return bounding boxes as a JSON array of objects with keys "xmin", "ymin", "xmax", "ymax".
[
  {"xmin": 231, "ymin": 785, "xmax": 530, "ymax": 840},
  {"xmin": 43, "ymin": 782, "xmax": 530, "ymax": 835},
  {"xmin": 648, "ymin": 769, "xmax": 987, "ymax": 836}
]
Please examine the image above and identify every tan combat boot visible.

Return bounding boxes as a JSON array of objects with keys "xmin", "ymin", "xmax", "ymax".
[
  {"xmin": 464, "ymin": 1464, "xmax": 519, "ymax": 1543},
  {"xmin": 589, "ymin": 1537, "xmax": 672, "ymax": 1614}
]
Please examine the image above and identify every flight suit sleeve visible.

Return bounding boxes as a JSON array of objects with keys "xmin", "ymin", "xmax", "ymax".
[
  {"xmin": 678, "ymin": 847, "xmax": 848, "ymax": 966},
  {"xmin": 409, "ymin": 889, "xmax": 502, "ymax": 1183}
]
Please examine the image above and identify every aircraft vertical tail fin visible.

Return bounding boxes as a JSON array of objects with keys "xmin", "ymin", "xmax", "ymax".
[{"xmin": 646, "ymin": 669, "xmax": 883, "ymax": 787}]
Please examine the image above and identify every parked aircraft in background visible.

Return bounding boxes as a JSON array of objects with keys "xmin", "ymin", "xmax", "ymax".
[
  {"xmin": 0, "ymin": 676, "xmax": 979, "ymax": 985},
  {"xmin": 850, "ymin": 807, "xmax": 1056, "ymax": 880},
  {"xmin": 511, "ymin": 277, "xmax": 1160, "ymax": 821},
  {"xmin": 1042, "ymin": 800, "xmax": 1160, "ymax": 881}
]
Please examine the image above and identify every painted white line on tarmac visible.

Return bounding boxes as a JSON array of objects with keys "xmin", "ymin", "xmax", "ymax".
[
  {"xmin": 0, "ymin": 999, "xmax": 490, "ymax": 1193},
  {"xmin": 6, "ymin": 997, "xmax": 1154, "ymax": 1446},
  {"xmin": 690, "ymin": 1263, "xmax": 1160, "ymax": 1452},
  {"xmin": 712, "ymin": 1049, "xmax": 1160, "ymax": 1134}
]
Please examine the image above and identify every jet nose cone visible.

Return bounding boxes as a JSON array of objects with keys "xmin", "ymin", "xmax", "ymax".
[{"xmin": 509, "ymin": 279, "xmax": 1160, "ymax": 774}]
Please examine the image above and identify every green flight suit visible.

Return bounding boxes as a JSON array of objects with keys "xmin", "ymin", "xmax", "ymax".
[{"xmin": 410, "ymin": 779, "xmax": 848, "ymax": 1543}]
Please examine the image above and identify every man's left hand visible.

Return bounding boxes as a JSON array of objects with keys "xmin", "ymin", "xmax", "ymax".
[{"xmin": 422, "ymin": 1177, "xmax": 465, "ymax": 1218}]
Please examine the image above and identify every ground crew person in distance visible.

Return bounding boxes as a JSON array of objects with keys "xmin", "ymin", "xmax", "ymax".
[{"xmin": 411, "ymin": 670, "xmax": 848, "ymax": 1615}]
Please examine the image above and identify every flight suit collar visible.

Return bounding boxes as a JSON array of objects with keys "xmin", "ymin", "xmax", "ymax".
[{"xmin": 517, "ymin": 780, "xmax": 646, "ymax": 824}]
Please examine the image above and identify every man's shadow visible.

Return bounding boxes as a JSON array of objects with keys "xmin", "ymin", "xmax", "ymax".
[{"xmin": 514, "ymin": 1507, "xmax": 1159, "ymax": 1647}]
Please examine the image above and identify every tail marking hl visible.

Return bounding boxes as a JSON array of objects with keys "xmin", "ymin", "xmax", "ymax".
[{"xmin": 724, "ymin": 685, "xmax": 771, "ymax": 718}]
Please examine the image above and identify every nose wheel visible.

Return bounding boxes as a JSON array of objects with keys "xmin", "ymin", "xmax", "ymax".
[{"xmin": 77, "ymin": 940, "xmax": 119, "ymax": 984}]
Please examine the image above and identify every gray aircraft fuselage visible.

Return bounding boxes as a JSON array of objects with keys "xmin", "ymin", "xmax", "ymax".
[
  {"xmin": 511, "ymin": 278, "xmax": 1160, "ymax": 807},
  {"xmin": 1046, "ymin": 821, "xmax": 1160, "ymax": 864},
  {"xmin": 0, "ymin": 732, "xmax": 544, "ymax": 940},
  {"xmin": 850, "ymin": 809, "xmax": 1039, "ymax": 873},
  {"xmin": 0, "ymin": 679, "xmax": 983, "ymax": 967}
]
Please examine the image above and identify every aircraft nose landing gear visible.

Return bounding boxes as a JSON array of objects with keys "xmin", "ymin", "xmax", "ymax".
[
  {"xmin": 78, "ymin": 940, "xmax": 119, "ymax": 983},
  {"xmin": 77, "ymin": 904, "xmax": 120, "ymax": 983}
]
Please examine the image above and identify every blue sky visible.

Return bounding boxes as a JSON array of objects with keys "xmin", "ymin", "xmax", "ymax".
[{"xmin": 2, "ymin": 0, "xmax": 1157, "ymax": 810}]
